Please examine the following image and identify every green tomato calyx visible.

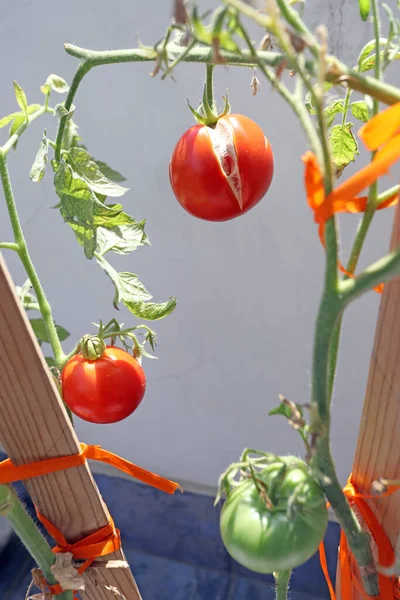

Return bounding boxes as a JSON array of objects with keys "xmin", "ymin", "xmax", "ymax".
[{"xmin": 79, "ymin": 334, "xmax": 106, "ymax": 361}]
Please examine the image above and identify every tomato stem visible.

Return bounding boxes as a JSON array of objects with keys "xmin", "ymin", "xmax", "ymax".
[
  {"xmin": 62, "ymin": 42, "xmax": 400, "ymax": 106},
  {"xmin": 273, "ymin": 569, "xmax": 292, "ymax": 600},
  {"xmin": 0, "ymin": 151, "xmax": 67, "ymax": 370},
  {"xmin": 0, "ymin": 484, "xmax": 73, "ymax": 600}
]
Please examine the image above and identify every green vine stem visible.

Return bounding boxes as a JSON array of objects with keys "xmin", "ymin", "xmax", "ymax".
[
  {"xmin": 0, "ymin": 484, "xmax": 73, "ymax": 600},
  {"xmin": 274, "ymin": 570, "xmax": 292, "ymax": 600},
  {"xmin": 0, "ymin": 151, "xmax": 66, "ymax": 369},
  {"xmin": 236, "ymin": 17, "xmax": 322, "ymax": 159},
  {"xmin": 327, "ymin": 0, "xmax": 383, "ymax": 401},
  {"xmin": 63, "ymin": 41, "xmax": 400, "ymax": 106}
]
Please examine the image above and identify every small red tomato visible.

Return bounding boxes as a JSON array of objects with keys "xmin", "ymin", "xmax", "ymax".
[
  {"xmin": 61, "ymin": 346, "xmax": 146, "ymax": 424},
  {"xmin": 169, "ymin": 114, "xmax": 274, "ymax": 221}
]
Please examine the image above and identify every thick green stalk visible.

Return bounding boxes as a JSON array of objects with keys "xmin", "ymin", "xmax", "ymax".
[
  {"xmin": 310, "ymin": 52, "xmax": 379, "ymax": 590},
  {"xmin": 63, "ymin": 42, "xmax": 400, "ymax": 105},
  {"xmin": 0, "ymin": 151, "xmax": 66, "ymax": 369},
  {"xmin": 327, "ymin": 0, "xmax": 382, "ymax": 401},
  {"xmin": 0, "ymin": 484, "xmax": 72, "ymax": 600},
  {"xmin": 274, "ymin": 570, "xmax": 292, "ymax": 600}
]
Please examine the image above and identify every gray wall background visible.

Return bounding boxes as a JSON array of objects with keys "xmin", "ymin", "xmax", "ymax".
[{"xmin": 0, "ymin": 1, "xmax": 398, "ymax": 489}]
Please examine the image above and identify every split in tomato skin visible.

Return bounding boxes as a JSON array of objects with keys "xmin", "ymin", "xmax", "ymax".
[
  {"xmin": 219, "ymin": 457, "xmax": 328, "ymax": 574},
  {"xmin": 61, "ymin": 345, "xmax": 146, "ymax": 424},
  {"xmin": 169, "ymin": 114, "xmax": 274, "ymax": 222}
]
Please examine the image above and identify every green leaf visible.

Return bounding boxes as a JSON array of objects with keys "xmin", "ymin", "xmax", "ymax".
[
  {"xmin": 54, "ymin": 103, "xmax": 75, "ymax": 120},
  {"xmin": 356, "ymin": 38, "xmax": 388, "ymax": 66},
  {"xmin": 0, "ymin": 113, "xmax": 19, "ymax": 129},
  {"xmin": 350, "ymin": 100, "xmax": 369, "ymax": 123},
  {"xmin": 191, "ymin": 5, "xmax": 240, "ymax": 52},
  {"xmin": 97, "ymin": 257, "xmax": 176, "ymax": 321},
  {"xmin": 92, "ymin": 160, "xmax": 127, "ymax": 183},
  {"xmin": 30, "ymin": 318, "xmax": 70, "ymax": 343},
  {"xmin": 54, "ymin": 160, "xmax": 113, "ymax": 259},
  {"xmin": 305, "ymin": 82, "xmax": 333, "ymax": 115},
  {"xmin": 45, "ymin": 356, "xmax": 57, "ymax": 368},
  {"xmin": 99, "ymin": 261, "xmax": 152, "ymax": 306},
  {"xmin": 124, "ymin": 297, "xmax": 177, "ymax": 320},
  {"xmin": 15, "ymin": 279, "xmax": 40, "ymax": 311},
  {"xmin": 29, "ymin": 132, "xmax": 49, "ymax": 182},
  {"xmin": 8, "ymin": 105, "xmax": 42, "ymax": 138},
  {"xmin": 329, "ymin": 122, "xmax": 359, "ymax": 170},
  {"xmin": 92, "ymin": 203, "xmax": 139, "ymax": 228},
  {"xmin": 64, "ymin": 220, "xmax": 97, "ymax": 260},
  {"xmin": 358, "ymin": 0, "xmax": 370, "ymax": 21},
  {"xmin": 13, "ymin": 80, "xmax": 28, "ymax": 116},
  {"xmin": 43, "ymin": 74, "xmax": 69, "ymax": 94},
  {"xmin": 96, "ymin": 222, "xmax": 148, "ymax": 256},
  {"xmin": 359, "ymin": 50, "xmax": 400, "ymax": 72},
  {"xmin": 324, "ymin": 98, "xmax": 345, "ymax": 127},
  {"xmin": 62, "ymin": 119, "xmax": 81, "ymax": 150},
  {"xmin": 9, "ymin": 115, "xmax": 25, "ymax": 141},
  {"xmin": 269, "ymin": 396, "xmax": 309, "ymax": 447},
  {"xmin": 66, "ymin": 147, "xmax": 129, "ymax": 197}
]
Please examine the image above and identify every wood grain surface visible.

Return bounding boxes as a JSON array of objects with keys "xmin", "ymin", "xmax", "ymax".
[{"xmin": 0, "ymin": 253, "xmax": 141, "ymax": 600}]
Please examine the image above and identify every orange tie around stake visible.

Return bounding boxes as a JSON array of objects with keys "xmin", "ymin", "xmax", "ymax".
[
  {"xmin": 319, "ymin": 474, "xmax": 400, "ymax": 600},
  {"xmin": 0, "ymin": 443, "xmax": 181, "ymax": 598}
]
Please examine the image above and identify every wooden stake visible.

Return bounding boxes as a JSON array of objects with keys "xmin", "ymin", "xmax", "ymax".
[
  {"xmin": 0, "ymin": 254, "xmax": 141, "ymax": 600},
  {"xmin": 336, "ymin": 202, "xmax": 400, "ymax": 598}
]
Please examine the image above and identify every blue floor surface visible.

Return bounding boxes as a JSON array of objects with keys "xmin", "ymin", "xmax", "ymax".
[{"xmin": 0, "ymin": 467, "xmax": 340, "ymax": 599}]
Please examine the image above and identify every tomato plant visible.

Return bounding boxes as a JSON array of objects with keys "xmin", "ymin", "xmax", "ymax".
[
  {"xmin": 169, "ymin": 113, "xmax": 274, "ymax": 221},
  {"xmin": 61, "ymin": 344, "xmax": 146, "ymax": 424},
  {"xmin": 219, "ymin": 455, "xmax": 328, "ymax": 573}
]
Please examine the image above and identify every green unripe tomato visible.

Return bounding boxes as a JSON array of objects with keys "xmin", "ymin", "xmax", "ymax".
[{"xmin": 219, "ymin": 456, "xmax": 328, "ymax": 574}]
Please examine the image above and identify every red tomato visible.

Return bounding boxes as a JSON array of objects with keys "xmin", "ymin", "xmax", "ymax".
[
  {"xmin": 169, "ymin": 114, "xmax": 274, "ymax": 221},
  {"xmin": 61, "ymin": 346, "xmax": 146, "ymax": 424}
]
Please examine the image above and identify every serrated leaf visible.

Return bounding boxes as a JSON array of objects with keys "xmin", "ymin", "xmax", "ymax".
[
  {"xmin": 54, "ymin": 160, "xmax": 107, "ymax": 224},
  {"xmin": 350, "ymin": 100, "xmax": 369, "ymax": 123},
  {"xmin": 329, "ymin": 122, "xmax": 359, "ymax": 170},
  {"xmin": 29, "ymin": 133, "xmax": 49, "ymax": 182},
  {"xmin": 124, "ymin": 297, "xmax": 177, "ymax": 320},
  {"xmin": 324, "ymin": 99, "xmax": 345, "ymax": 127},
  {"xmin": 99, "ymin": 261, "xmax": 152, "ymax": 306},
  {"xmin": 96, "ymin": 222, "xmax": 148, "ymax": 256},
  {"xmin": 97, "ymin": 257, "xmax": 176, "ymax": 321},
  {"xmin": 92, "ymin": 160, "xmax": 127, "ymax": 183},
  {"xmin": 66, "ymin": 147, "xmax": 129, "ymax": 197},
  {"xmin": 67, "ymin": 220, "xmax": 97, "ymax": 259},
  {"xmin": 13, "ymin": 80, "xmax": 28, "ymax": 116},
  {"xmin": 30, "ymin": 318, "xmax": 70, "ymax": 343},
  {"xmin": 92, "ymin": 203, "xmax": 137, "ymax": 228},
  {"xmin": 44, "ymin": 74, "xmax": 69, "ymax": 94}
]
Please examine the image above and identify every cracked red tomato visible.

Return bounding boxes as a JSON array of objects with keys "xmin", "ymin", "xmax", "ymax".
[
  {"xmin": 61, "ymin": 346, "xmax": 146, "ymax": 424},
  {"xmin": 169, "ymin": 114, "xmax": 274, "ymax": 221}
]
